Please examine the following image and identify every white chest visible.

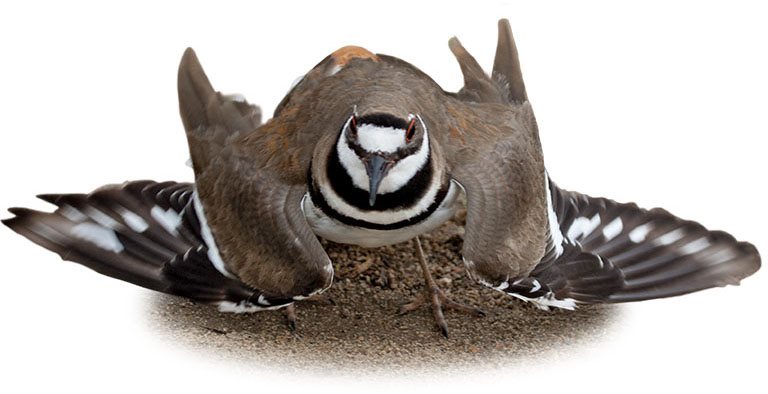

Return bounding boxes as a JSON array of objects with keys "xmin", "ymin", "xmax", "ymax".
[{"xmin": 302, "ymin": 180, "xmax": 463, "ymax": 248}]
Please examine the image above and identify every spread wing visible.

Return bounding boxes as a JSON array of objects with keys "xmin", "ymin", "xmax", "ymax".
[
  {"xmin": 439, "ymin": 20, "xmax": 549, "ymax": 286},
  {"xmin": 178, "ymin": 49, "xmax": 333, "ymax": 299},
  {"xmin": 3, "ymin": 181, "xmax": 294, "ymax": 310},
  {"xmin": 494, "ymin": 178, "xmax": 760, "ymax": 310},
  {"xmin": 441, "ymin": 21, "xmax": 760, "ymax": 306},
  {"xmin": 548, "ymin": 180, "xmax": 760, "ymax": 303}
]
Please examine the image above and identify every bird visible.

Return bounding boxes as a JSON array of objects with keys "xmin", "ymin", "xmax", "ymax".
[{"xmin": 3, "ymin": 19, "xmax": 761, "ymax": 338}]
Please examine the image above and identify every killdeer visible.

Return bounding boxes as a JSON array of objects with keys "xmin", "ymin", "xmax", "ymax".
[{"xmin": 3, "ymin": 20, "xmax": 761, "ymax": 338}]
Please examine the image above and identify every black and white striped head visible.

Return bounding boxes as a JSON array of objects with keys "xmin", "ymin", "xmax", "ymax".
[{"xmin": 336, "ymin": 112, "xmax": 429, "ymax": 206}]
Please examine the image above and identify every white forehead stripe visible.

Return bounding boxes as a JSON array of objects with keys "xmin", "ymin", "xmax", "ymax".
[{"xmin": 356, "ymin": 124, "xmax": 406, "ymax": 153}]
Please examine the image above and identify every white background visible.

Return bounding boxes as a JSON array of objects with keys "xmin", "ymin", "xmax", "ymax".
[{"xmin": 1, "ymin": 1, "xmax": 766, "ymax": 393}]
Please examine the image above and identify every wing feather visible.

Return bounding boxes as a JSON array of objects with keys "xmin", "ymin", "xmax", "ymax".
[
  {"xmin": 500, "ymin": 180, "xmax": 761, "ymax": 309},
  {"xmin": 440, "ymin": 21, "xmax": 548, "ymax": 286},
  {"xmin": 177, "ymin": 49, "xmax": 333, "ymax": 299}
]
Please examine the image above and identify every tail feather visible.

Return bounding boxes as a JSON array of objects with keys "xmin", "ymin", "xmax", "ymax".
[{"xmin": 4, "ymin": 181, "xmax": 292, "ymax": 313}]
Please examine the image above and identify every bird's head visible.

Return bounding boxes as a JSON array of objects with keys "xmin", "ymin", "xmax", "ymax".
[{"xmin": 335, "ymin": 111, "xmax": 430, "ymax": 206}]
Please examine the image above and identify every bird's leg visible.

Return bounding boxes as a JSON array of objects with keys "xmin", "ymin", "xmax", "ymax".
[
  {"xmin": 397, "ymin": 236, "xmax": 485, "ymax": 337},
  {"xmin": 282, "ymin": 304, "xmax": 297, "ymax": 332}
]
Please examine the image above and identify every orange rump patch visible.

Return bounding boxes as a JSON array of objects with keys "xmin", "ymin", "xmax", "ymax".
[{"xmin": 331, "ymin": 46, "xmax": 379, "ymax": 67}]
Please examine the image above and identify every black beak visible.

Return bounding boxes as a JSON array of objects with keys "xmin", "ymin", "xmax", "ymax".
[{"xmin": 365, "ymin": 154, "xmax": 392, "ymax": 206}]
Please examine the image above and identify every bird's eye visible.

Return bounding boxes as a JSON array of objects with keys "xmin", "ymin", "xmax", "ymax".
[
  {"xmin": 348, "ymin": 114, "xmax": 358, "ymax": 136},
  {"xmin": 405, "ymin": 118, "xmax": 417, "ymax": 142}
]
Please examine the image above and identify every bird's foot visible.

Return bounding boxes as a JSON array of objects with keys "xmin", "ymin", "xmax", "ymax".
[
  {"xmin": 280, "ymin": 293, "xmax": 335, "ymax": 336},
  {"xmin": 397, "ymin": 284, "xmax": 485, "ymax": 338}
]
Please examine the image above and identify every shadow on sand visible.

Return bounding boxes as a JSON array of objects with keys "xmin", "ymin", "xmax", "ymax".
[
  {"xmin": 144, "ymin": 223, "xmax": 621, "ymax": 374},
  {"xmin": 145, "ymin": 289, "xmax": 619, "ymax": 373}
]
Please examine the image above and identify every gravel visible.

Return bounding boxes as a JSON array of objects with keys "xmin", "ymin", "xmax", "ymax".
[{"xmin": 145, "ymin": 219, "xmax": 620, "ymax": 374}]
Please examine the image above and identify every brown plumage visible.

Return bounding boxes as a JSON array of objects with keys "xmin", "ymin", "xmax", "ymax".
[
  {"xmin": 178, "ymin": 21, "xmax": 551, "ymax": 296},
  {"xmin": 3, "ymin": 19, "xmax": 760, "ymax": 335}
]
